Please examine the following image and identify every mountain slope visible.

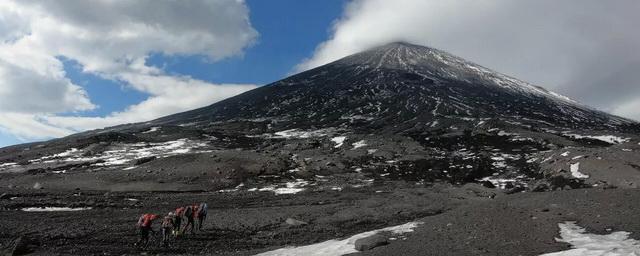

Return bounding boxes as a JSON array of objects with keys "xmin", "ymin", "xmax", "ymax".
[
  {"xmin": 1, "ymin": 42, "xmax": 638, "ymax": 193},
  {"xmin": 152, "ymin": 42, "xmax": 636, "ymax": 133}
]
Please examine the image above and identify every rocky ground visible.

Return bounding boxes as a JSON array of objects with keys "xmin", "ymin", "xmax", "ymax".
[
  {"xmin": 2, "ymin": 182, "xmax": 640, "ymax": 255},
  {"xmin": 3, "ymin": 42, "xmax": 640, "ymax": 255},
  {"xmin": 1, "ymin": 120, "xmax": 639, "ymax": 256}
]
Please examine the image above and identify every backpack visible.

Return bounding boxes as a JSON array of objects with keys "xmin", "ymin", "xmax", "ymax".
[
  {"xmin": 184, "ymin": 206, "xmax": 193, "ymax": 218},
  {"xmin": 198, "ymin": 203, "xmax": 208, "ymax": 216}
]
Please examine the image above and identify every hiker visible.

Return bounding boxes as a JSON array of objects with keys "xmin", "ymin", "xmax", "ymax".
[
  {"xmin": 135, "ymin": 213, "xmax": 159, "ymax": 247},
  {"xmin": 197, "ymin": 202, "xmax": 208, "ymax": 231},
  {"xmin": 182, "ymin": 204, "xmax": 198, "ymax": 234},
  {"xmin": 161, "ymin": 212, "xmax": 175, "ymax": 247},
  {"xmin": 174, "ymin": 206, "xmax": 185, "ymax": 236}
]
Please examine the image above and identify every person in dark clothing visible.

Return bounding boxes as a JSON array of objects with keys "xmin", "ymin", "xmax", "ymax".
[
  {"xmin": 174, "ymin": 206, "xmax": 185, "ymax": 236},
  {"xmin": 197, "ymin": 202, "xmax": 208, "ymax": 231},
  {"xmin": 161, "ymin": 212, "xmax": 175, "ymax": 247},
  {"xmin": 182, "ymin": 204, "xmax": 198, "ymax": 234}
]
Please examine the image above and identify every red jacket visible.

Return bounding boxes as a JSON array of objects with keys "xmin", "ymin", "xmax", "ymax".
[
  {"xmin": 175, "ymin": 207, "xmax": 185, "ymax": 217},
  {"xmin": 137, "ymin": 214, "xmax": 159, "ymax": 228}
]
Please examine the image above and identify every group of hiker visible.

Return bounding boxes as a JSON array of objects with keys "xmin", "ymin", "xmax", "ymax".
[{"xmin": 135, "ymin": 202, "xmax": 208, "ymax": 248}]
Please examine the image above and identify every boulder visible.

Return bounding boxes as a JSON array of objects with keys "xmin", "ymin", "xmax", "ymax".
[
  {"xmin": 354, "ymin": 234, "xmax": 388, "ymax": 251},
  {"xmin": 530, "ymin": 181, "xmax": 550, "ymax": 192}
]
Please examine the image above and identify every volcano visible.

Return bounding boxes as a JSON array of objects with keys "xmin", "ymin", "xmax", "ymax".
[
  {"xmin": 2, "ymin": 42, "xmax": 640, "ymax": 256},
  {"xmin": 2, "ymin": 42, "xmax": 639, "ymax": 188},
  {"xmin": 151, "ymin": 42, "xmax": 636, "ymax": 133}
]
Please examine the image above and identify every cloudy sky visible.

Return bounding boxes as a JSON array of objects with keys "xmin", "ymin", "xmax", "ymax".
[{"xmin": 0, "ymin": 0, "xmax": 638, "ymax": 147}]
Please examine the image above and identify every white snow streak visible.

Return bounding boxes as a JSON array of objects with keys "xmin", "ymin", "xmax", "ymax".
[
  {"xmin": 351, "ymin": 140, "xmax": 367, "ymax": 149},
  {"xmin": 21, "ymin": 207, "xmax": 92, "ymax": 212}
]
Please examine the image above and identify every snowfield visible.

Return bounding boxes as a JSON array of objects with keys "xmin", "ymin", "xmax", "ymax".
[
  {"xmin": 257, "ymin": 221, "xmax": 423, "ymax": 256},
  {"xmin": 541, "ymin": 221, "xmax": 640, "ymax": 256}
]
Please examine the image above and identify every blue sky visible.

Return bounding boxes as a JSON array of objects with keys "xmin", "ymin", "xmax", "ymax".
[
  {"xmin": 68, "ymin": 0, "xmax": 346, "ymax": 115},
  {"xmin": 1, "ymin": 0, "xmax": 639, "ymax": 147},
  {"xmin": 0, "ymin": 0, "xmax": 346, "ymax": 147}
]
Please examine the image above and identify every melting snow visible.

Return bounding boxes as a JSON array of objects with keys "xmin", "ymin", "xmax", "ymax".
[
  {"xmin": 252, "ymin": 180, "xmax": 310, "ymax": 195},
  {"xmin": 565, "ymin": 134, "xmax": 630, "ymax": 144},
  {"xmin": 288, "ymin": 168, "xmax": 301, "ymax": 173},
  {"xmin": 142, "ymin": 127, "xmax": 160, "ymax": 133},
  {"xmin": 0, "ymin": 162, "xmax": 17, "ymax": 168},
  {"xmin": 480, "ymin": 177, "xmax": 521, "ymax": 189},
  {"xmin": 331, "ymin": 136, "xmax": 346, "ymax": 148},
  {"xmin": 540, "ymin": 221, "xmax": 640, "ymax": 256},
  {"xmin": 218, "ymin": 183, "xmax": 245, "ymax": 193},
  {"xmin": 256, "ymin": 221, "xmax": 423, "ymax": 256},
  {"xmin": 561, "ymin": 151, "xmax": 570, "ymax": 157},
  {"xmin": 250, "ymin": 129, "xmax": 334, "ymax": 139},
  {"xmin": 31, "ymin": 139, "xmax": 208, "ymax": 167},
  {"xmin": 352, "ymin": 140, "xmax": 367, "ymax": 149},
  {"xmin": 570, "ymin": 162, "xmax": 589, "ymax": 179},
  {"xmin": 21, "ymin": 207, "xmax": 92, "ymax": 212}
]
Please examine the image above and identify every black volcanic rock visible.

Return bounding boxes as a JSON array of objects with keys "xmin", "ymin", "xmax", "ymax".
[
  {"xmin": 152, "ymin": 42, "xmax": 636, "ymax": 133},
  {"xmin": 1, "ymin": 42, "xmax": 639, "ymax": 193}
]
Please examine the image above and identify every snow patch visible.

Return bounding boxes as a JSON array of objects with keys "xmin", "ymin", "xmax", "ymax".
[
  {"xmin": 565, "ymin": 134, "xmax": 630, "ymax": 144},
  {"xmin": 331, "ymin": 136, "xmax": 346, "ymax": 148},
  {"xmin": 252, "ymin": 180, "xmax": 309, "ymax": 195},
  {"xmin": 257, "ymin": 221, "xmax": 423, "ymax": 256},
  {"xmin": 351, "ymin": 140, "xmax": 367, "ymax": 149},
  {"xmin": 480, "ymin": 177, "xmax": 521, "ymax": 189},
  {"xmin": 142, "ymin": 127, "xmax": 160, "ymax": 133},
  {"xmin": 540, "ymin": 221, "xmax": 640, "ymax": 256},
  {"xmin": 21, "ymin": 207, "xmax": 92, "ymax": 212},
  {"xmin": 570, "ymin": 162, "xmax": 589, "ymax": 179},
  {"xmin": 0, "ymin": 162, "xmax": 17, "ymax": 168},
  {"xmin": 33, "ymin": 139, "xmax": 209, "ymax": 167},
  {"xmin": 247, "ymin": 129, "xmax": 334, "ymax": 139}
]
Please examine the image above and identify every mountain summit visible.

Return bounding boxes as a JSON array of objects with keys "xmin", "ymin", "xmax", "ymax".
[
  {"xmin": 153, "ymin": 42, "xmax": 636, "ymax": 132},
  {"xmin": 1, "ymin": 42, "xmax": 638, "ymax": 194}
]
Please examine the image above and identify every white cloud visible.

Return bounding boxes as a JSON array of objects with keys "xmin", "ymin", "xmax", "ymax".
[
  {"xmin": 297, "ymin": 0, "xmax": 640, "ymax": 120},
  {"xmin": 612, "ymin": 98, "xmax": 640, "ymax": 121},
  {"xmin": 0, "ymin": 0, "xmax": 258, "ymax": 142},
  {"xmin": 45, "ymin": 74, "xmax": 256, "ymax": 131},
  {"xmin": 0, "ymin": 113, "xmax": 72, "ymax": 140}
]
